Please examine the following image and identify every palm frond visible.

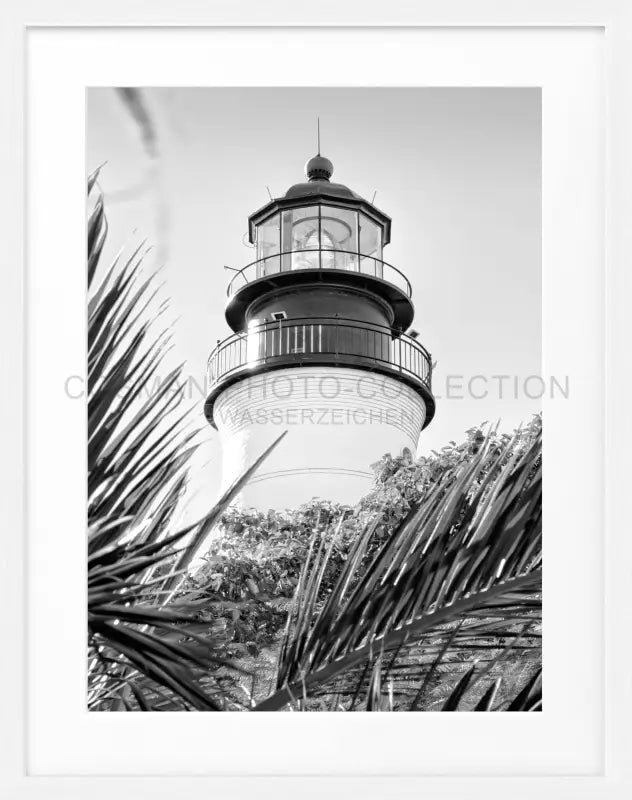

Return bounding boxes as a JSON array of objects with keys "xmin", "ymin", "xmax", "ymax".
[
  {"xmin": 86, "ymin": 176, "xmax": 283, "ymax": 710},
  {"xmin": 255, "ymin": 426, "xmax": 542, "ymax": 711}
]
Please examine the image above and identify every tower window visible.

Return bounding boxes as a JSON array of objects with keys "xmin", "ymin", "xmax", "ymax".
[{"xmin": 271, "ymin": 311, "xmax": 287, "ymax": 321}]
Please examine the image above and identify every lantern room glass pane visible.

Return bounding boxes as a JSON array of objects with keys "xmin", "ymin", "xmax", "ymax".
[
  {"xmin": 281, "ymin": 206, "xmax": 320, "ymax": 270},
  {"xmin": 256, "ymin": 213, "xmax": 280, "ymax": 277},
  {"xmin": 320, "ymin": 206, "xmax": 358, "ymax": 271},
  {"xmin": 359, "ymin": 214, "xmax": 382, "ymax": 258},
  {"xmin": 320, "ymin": 207, "xmax": 357, "ymax": 252},
  {"xmin": 359, "ymin": 214, "xmax": 383, "ymax": 278}
]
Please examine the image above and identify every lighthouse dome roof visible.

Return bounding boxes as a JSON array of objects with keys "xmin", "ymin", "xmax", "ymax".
[
  {"xmin": 284, "ymin": 180, "xmax": 362, "ymax": 201},
  {"xmin": 284, "ymin": 153, "xmax": 363, "ymax": 201}
]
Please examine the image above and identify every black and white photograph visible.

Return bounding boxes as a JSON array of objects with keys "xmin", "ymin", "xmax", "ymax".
[
  {"xmin": 85, "ymin": 87, "xmax": 543, "ymax": 712},
  {"xmin": 5, "ymin": 2, "xmax": 628, "ymax": 794}
]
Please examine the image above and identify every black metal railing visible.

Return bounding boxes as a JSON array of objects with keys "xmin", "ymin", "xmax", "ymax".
[
  {"xmin": 226, "ymin": 249, "xmax": 412, "ymax": 298},
  {"xmin": 208, "ymin": 317, "xmax": 432, "ymax": 391}
]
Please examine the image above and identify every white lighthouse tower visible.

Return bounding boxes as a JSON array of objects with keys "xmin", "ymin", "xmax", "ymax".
[{"xmin": 204, "ymin": 153, "xmax": 435, "ymax": 509}]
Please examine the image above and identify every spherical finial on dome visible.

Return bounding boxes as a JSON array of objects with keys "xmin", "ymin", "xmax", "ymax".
[{"xmin": 305, "ymin": 154, "xmax": 333, "ymax": 182}]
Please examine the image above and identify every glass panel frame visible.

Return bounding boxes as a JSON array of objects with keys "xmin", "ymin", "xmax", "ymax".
[
  {"xmin": 255, "ymin": 212, "xmax": 281, "ymax": 278},
  {"xmin": 253, "ymin": 203, "xmax": 387, "ymax": 278}
]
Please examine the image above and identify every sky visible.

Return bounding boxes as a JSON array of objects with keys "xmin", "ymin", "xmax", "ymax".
[{"xmin": 87, "ymin": 87, "xmax": 541, "ymax": 514}]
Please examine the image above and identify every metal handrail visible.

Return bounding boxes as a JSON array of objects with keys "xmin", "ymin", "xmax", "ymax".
[
  {"xmin": 226, "ymin": 248, "xmax": 413, "ymax": 298},
  {"xmin": 207, "ymin": 316, "xmax": 432, "ymax": 392}
]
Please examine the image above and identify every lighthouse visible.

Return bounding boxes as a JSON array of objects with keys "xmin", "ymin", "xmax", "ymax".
[{"xmin": 204, "ymin": 153, "xmax": 436, "ymax": 509}]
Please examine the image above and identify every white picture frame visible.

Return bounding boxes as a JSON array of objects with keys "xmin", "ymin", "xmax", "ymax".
[{"xmin": 2, "ymin": 1, "xmax": 630, "ymax": 797}]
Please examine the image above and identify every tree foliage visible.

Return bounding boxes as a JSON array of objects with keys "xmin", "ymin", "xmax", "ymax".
[
  {"xmin": 182, "ymin": 418, "xmax": 542, "ymax": 710},
  {"xmin": 262, "ymin": 419, "xmax": 542, "ymax": 711}
]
